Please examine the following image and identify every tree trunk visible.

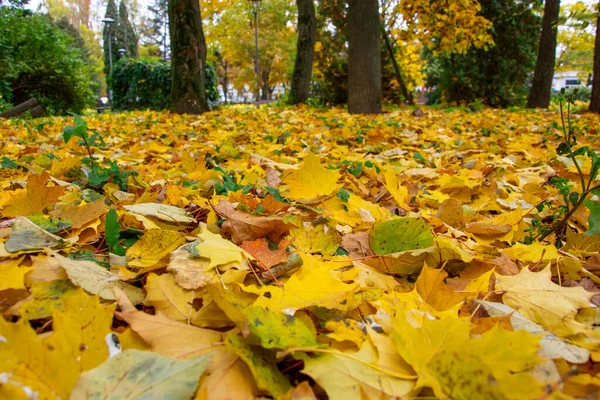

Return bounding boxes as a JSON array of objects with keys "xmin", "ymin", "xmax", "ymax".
[
  {"xmin": 382, "ymin": 25, "xmax": 413, "ymax": 105},
  {"xmin": 261, "ymin": 70, "xmax": 270, "ymax": 101},
  {"xmin": 289, "ymin": 0, "xmax": 316, "ymax": 105},
  {"xmin": 590, "ymin": 7, "xmax": 600, "ymax": 114},
  {"xmin": 527, "ymin": 0, "xmax": 560, "ymax": 108},
  {"xmin": 168, "ymin": 0, "xmax": 209, "ymax": 114},
  {"xmin": 348, "ymin": 0, "xmax": 382, "ymax": 114}
]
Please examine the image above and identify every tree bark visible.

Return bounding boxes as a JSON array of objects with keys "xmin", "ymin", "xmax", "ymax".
[
  {"xmin": 348, "ymin": 0, "xmax": 382, "ymax": 114},
  {"xmin": 590, "ymin": 6, "xmax": 600, "ymax": 114},
  {"xmin": 382, "ymin": 25, "xmax": 413, "ymax": 105},
  {"xmin": 289, "ymin": 0, "xmax": 316, "ymax": 105},
  {"xmin": 168, "ymin": 0, "xmax": 209, "ymax": 114},
  {"xmin": 527, "ymin": 0, "xmax": 560, "ymax": 109}
]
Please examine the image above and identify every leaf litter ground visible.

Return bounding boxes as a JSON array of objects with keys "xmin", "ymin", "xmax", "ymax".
[{"xmin": 1, "ymin": 105, "xmax": 600, "ymax": 399}]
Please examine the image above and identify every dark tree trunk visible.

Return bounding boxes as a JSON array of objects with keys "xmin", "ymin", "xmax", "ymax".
[
  {"xmin": 168, "ymin": 0, "xmax": 209, "ymax": 114},
  {"xmin": 527, "ymin": 0, "xmax": 560, "ymax": 109},
  {"xmin": 348, "ymin": 0, "xmax": 382, "ymax": 114},
  {"xmin": 590, "ymin": 8, "xmax": 600, "ymax": 114},
  {"xmin": 289, "ymin": 0, "xmax": 316, "ymax": 105},
  {"xmin": 261, "ymin": 70, "xmax": 270, "ymax": 101},
  {"xmin": 382, "ymin": 25, "xmax": 413, "ymax": 105}
]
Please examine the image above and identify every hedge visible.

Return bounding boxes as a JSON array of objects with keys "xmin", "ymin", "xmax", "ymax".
[{"xmin": 111, "ymin": 58, "xmax": 219, "ymax": 111}]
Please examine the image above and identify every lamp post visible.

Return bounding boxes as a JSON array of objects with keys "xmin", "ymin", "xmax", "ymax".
[
  {"xmin": 118, "ymin": 48, "xmax": 127, "ymax": 59},
  {"xmin": 248, "ymin": 0, "xmax": 262, "ymax": 102},
  {"xmin": 102, "ymin": 17, "xmax": 115, "ymax": 101}
]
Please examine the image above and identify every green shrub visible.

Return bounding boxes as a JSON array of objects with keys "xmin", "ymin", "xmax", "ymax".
[
  {"xmin": 111, "ymin": 58, "xmax": 219, "ymax": 111},
  {"xmin": 553, "ymin": 86, "xmax": 591, "ymax": 103},
  {"xmin": 425, "ymin": 0, "xmax": 540, "ymax": 107},
  {"xmin": 0, "ymin": 8, "xmax": 95, "ymax": 115}
]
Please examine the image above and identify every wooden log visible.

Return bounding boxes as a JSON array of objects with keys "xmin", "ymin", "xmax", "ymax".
[
  {"xmin": 0, "ymin": 98, "xmax": 43, "ymax": 118},
  {"xmin": 29, "ymin": 105, "xmax": 45, "ymax": 118}
]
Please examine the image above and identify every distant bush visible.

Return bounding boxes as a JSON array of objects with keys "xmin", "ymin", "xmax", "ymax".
[
  {"xmin": 553, "ymin": 86, "xmax": 591, "ymax": 103},
  {"xmin": 111, "ymin": 58, "xmax": 219, "ymax": 111},
  {"xmin": 0, "ymin": 8, "xmax": 94, "ymax": 115}
]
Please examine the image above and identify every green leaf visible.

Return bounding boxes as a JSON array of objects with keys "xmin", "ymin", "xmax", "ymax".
[
  {"xmin": 105, "ymin": 209, "xmax": 123, "ymax": 255},
  {"xmin": 71, "ymin": 350, "xmax": 212, "ymax": 400},
  {"xmin": 225, "ymin": 334, "xmax": 292, "ymax": 398},
  {"xmin": 63, "ymin": 113, "xmax": 87, "ymax": 143},
  {"xmin": 0, "ymin": 156, "xmax": 18, "ymax": 169},
  {"xmin": 88, "ymin": 170, "xmax": 111, "ymax": 188},
  {"xmin": 28, "ymin": 213, "xmax": 72, "ymax": 233},
  {"xmin": 370, "ymin": 217, "xmax": 434, "ymax": 255},
  {"xmin": 584, "ymin": 200, "xmax": 600, "ymax": 236},
  {"xmin": 556, "ymin": 142, "xmax": 570, "ymax": 155}
]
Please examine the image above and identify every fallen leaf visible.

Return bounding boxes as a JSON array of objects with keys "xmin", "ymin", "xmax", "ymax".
[
  {"xmin": 195, "ymin": 228, "xmax": 244, "ymax": 268},
  {"xmin": 4, "ymin": 216, "xmax": 65, "ymax": 253},
  {"xmin": 302, "ymin": 333, "xmax": 415, "ymax": 399},
  {"xmin": 1, "ymin": 171, "xmax": 65, "ymax": 217},
  {"xmin": 215, "ymin": 199, "xmax": 293, "ymax": 244},
  {"xmin": 71, "ymin": 350, "xmax": 212, "ymax": 400},
  {"xmin": 225, "ymin": 333, "xmax": 292, "ymax": 398},
  {"xmin": 126, "ymin": 229, "xmax": 186, "ymax": 270},
  {"xmin": 241, "ymin": 238, "xmax": 290, "ymax": 269},
  {"xmin": 0, "ymin": 256, "xmax": 30, "ymax": 290},
  {"xmin": 282, "ymin": 154, "xmax": 341, "ymax": 201},
  {"xmin": 195, "ymin": 349, "xmax": 258, "ymax": 400},
  {"xmin": 370, "ymin": 217, "xmax": 433, "ymax": 255},
  {"xmin": 123, "ymin": 202, "xmax": 196, "ymax": 224},
  {"xmin": 290, "ymin": 224, "xmax": 339, "ymax": 256},
  {"xmin": 496, "ymin": 266, "xmax": 595, "ymax": 338},
  {"xmin": 52, "ymin": 252, "xmax": 145, "ymax": 304},
  {"xmin": 144, "ymin": 272, "xmax": 196, "ymax": 322},
  {"xmin": 115, "ymin": 288, "xmax": 222, "ymax": 359},
  {"xmin": 0, "ymin": 290, "xmax": 113, "ymax": 399}
]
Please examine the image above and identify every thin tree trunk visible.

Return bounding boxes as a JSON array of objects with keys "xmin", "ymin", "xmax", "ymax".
[
  {"xmin": 168, "ymin": 0, "xmax": 209, "ymax": 114},
  {"xmin": 348, "ymin": 0, "xmax": 382, "ymax": 114},
  {"xmin": 590, "ymin": 6, "xmax": 600, "ymax": 114},
  {"xmin": 289, "ymin": 0, "xmax": 316, "ymax": 105},
  {"xmin": 382, "ymin": 25, "xmax": 413, "ymax": 105},
  {"xmin": 527, "ymin": 0, "xmax": 560, "ymax": 108}
]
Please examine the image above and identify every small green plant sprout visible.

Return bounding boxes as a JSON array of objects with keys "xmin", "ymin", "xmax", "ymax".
[
  {"xmin": 525, "ymin": 89, "xmax": 600, "ymax": 247},
  {"xmin": 63, "ymin": 113, "xmax": 133, "ymax": 191}
]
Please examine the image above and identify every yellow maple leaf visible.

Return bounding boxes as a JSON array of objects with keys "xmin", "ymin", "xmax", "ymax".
[
  {"xmin": 115, "ymin": 288, "xmax": 222, "ymax": 359},
  {"xmin": 0, "ymin": 290, "xmax": 114, "ymax": 399},
  {"xmin": 144, "ymin": 272, "xmax": 196, "ymax": 322},
  {"xmin": 416, "ymin": 262, "xmax": 492, "ymax": 311},
  {"xmin": 384, "ymin": 167, "xmax": 410, "ymax": 208},
  {"xmin": 282, "ymin": 154, "xmax": 341, "ymax": 200},
  {"xmin": 0, "ymin": 256, "xmax": 30, "ymax": 290},
  {"xmin": 1, "ymin": 171, "xmax": 65, "ymax": 217},
  {"xmin": 496, "ymin": 266, "xmax": 595, "ymax": 338},
  {"xmin": 126, "ymin": 229, "xmax": 186, "ymax": 270},
  {"xmin": 302, "ymin": 333, "xmax": 415, "ymax": 399},
  {"xmin": 195, "ymin": 228, "xmax": 244, "ymax": 269},
  {"xmin": 242, "ymin": 255, "xmax": 358, "ymax": 312}
]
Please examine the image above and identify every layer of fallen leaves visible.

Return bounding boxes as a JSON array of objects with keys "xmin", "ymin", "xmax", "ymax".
[{"xmin": 1, "ymin": 105, "xmax": 600, "ymax": 399}]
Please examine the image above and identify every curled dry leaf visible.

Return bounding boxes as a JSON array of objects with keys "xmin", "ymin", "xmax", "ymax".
[{"xmin": 214, "ymin": 199, "xmax": 294, "ymax": 244}]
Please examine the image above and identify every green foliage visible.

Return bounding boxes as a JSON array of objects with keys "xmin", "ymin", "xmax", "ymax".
[
  {"xmin": 52, "ymin": 17, "xmax": 102, "ymax": 97},
  {"xmin": 117, "ymin": 0, "xmax": 138, "ymax": 58},
  {"xmin": 370, "ymin": 218, "xmax": 434, "ymax": 255},
  {"xmin": 312, "ymin": 0, "xmax": 348, "ymax": 106},
  {"xmin": 0, "ymin": 8, "xmax": 95, "ymax": 114},
  {"xmin": 105, "ymin": 209, "xmax": 126, "ymax": 256},
  {"xmin": 525, "ymin": 91, "xmax": 600, "ymax": 246},
  {"xmin": 62, "ymin": 113, "xmax": 134, "ymax": 191},
  {"xmin": 425, "ymin": 0, "xmax": 541, "ymax": 107},
  {"xmin": 553, "ymin": 86, "xmax": 592, "ymax": 103},
  {"xmin": 111, "ymin": 58, "xmax": 218, "ymax": 110}
]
